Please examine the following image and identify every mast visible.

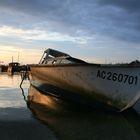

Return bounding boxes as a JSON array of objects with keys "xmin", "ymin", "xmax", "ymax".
[
  {"xmin": 17, "ymin": 52, "xmax": 19, "ymax": 63},
  {"xmin": 12, "ymin": 56, "xmax": 13, "ymax": 63}
]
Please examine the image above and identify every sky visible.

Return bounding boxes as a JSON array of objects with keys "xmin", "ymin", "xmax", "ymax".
[{"xmin": 0, "ymin": 0, "xmax": 140, "ymax": 64}]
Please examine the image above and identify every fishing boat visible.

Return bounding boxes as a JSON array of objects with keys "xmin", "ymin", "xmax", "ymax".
[
  {"xmin": 7, "ymin": 62, "xmax": 21, "ymax": 74},
  {"xmin": 29, "ymin": 48, "xmax": 140, "ymax": 111}
]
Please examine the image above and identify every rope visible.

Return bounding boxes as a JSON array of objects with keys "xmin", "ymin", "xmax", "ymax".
[{"xmin": 20, "ymin": 65, "xmax": 29, "ymax": 88}]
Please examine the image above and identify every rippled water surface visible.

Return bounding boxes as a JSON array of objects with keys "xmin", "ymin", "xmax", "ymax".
[{"xmin": 1, "ymin": 73, "xmax": 140, "ymax": 140}]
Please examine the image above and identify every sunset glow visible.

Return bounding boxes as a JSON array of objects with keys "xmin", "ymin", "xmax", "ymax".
[{"xmin": 0, "ymin": 0, "xmax": 140, "ymax": 64}]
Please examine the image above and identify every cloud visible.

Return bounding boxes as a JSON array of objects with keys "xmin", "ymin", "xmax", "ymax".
[
  {"xmin": 97, "ymin": 0, "xmax": 140, "ymax": 12},
  {"xmin": 0, "ymin": 26, "xmax": 90, "ymax": 44},
  {"xmin": 0, "ymin": 0, "xmax": 140, "ymax": 43}
]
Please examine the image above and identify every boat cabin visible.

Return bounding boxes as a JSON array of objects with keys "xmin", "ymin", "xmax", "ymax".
[
  {"xmin": 39, "ymin": 48, "xmax": 86, "ymax": 65},
  {"xmin": 9, "ymin": 62, "xmax": 20, "ymax": 67}
]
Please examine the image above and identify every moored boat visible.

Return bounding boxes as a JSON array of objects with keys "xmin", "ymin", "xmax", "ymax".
[
  {"xmin": 7, "ymin": 62, "xmax": 21, "ymax": 74},
  {"xmin": 1, "ymin": 65, "xmax": 8, "ymax": 72},
  {"xmin": 29, "ymin": 48, "xmax": 140, "ymax": 111}
]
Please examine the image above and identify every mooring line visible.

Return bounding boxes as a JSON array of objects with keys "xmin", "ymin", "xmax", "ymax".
[
  {"xmin": 20, "ymin": 65, "xmax": 29, "ymax": 88},
  {"xmin": 19, "ymin": 65, "xmax": 30, "ymax": 102}
]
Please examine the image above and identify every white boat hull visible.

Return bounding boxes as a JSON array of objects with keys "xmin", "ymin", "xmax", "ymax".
[{"xmin": 29, "ymin": 64, "xmax": 140, "ymax": 111}]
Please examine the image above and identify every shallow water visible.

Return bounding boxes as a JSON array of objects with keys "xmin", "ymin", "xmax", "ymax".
[
  {"xmin": 1, "ymin": 73, "xmax": 140, "ymax": 140},
  {"xmin": 0, "ymin": 73, "xmax": 57, "ymax": 140}
]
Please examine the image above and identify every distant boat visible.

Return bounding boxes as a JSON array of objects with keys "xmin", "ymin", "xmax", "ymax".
[
  {"xmin": 7, "ymin": 62, "xmax": 21, "ymax": 74},
  {"xmin": 0, "ymin": 65, "xmax": 8, "ymax": 72},
  {"xmin": 29, "ymin": 48, "xmax": 140, "ymax": 111}
]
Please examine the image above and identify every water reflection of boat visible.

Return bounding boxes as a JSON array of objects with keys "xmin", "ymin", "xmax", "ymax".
[
  {"xmin": 28, "ymin": 86, "xmax": 140, "ymax": 140},
  {"xmin": 29, "ymin": 48, "xmax": 140, "ymax": 111}
]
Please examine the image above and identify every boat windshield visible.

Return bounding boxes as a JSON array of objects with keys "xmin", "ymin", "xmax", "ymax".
[{"xmin": 39, "ymin": 48, "xmax": 86, "ymax": 64}]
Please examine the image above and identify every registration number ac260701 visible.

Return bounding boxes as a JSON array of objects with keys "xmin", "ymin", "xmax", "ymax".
[{"xmin": 96, "ymin": 70, "xmax": 138, "ymax": 85}]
